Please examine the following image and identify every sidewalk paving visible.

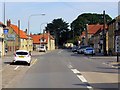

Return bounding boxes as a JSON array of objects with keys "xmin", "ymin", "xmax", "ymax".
[{"xmin": 88, "ymin": 53, "xmax": 120, "ymax": 68}]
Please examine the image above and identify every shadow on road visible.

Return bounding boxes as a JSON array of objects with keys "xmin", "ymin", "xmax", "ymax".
[{"xmin": 4, "ymin": 61, "xmax": 28, "ymax": 66}]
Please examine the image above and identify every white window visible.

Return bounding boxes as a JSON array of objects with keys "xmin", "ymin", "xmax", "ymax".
[{"xmin": 40, "ymin": 38, "xmax": 46, "ymax": 42}]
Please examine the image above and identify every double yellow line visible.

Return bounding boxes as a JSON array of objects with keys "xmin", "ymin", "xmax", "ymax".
[{"xmin": 31, "ymin": 59, "xmax": 38, "ymax": 65}]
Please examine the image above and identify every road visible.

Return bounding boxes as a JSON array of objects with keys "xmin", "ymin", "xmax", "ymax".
[{"xmin": 2, "ymin": 49, "xmax": 120, "ymax": 90}]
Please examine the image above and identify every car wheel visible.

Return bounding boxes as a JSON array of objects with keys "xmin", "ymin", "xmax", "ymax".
[{"xmin": 27, "ymin": 63, "xmax": 30, "ymax": 66}]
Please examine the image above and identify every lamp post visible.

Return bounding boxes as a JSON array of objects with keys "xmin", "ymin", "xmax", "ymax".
[
  {"xmin": 27, "ymin": 13, "xmax": 45, "ymax": 51},
  {"xmin": 85, "ymin": 24, "xmax": 88, "ymax": 46},
  {"xmin": 28, "ymin": 13, "xmax": 45, "ymax": 35},
  {"xmin": 3, "ymin": 2, "xmax": 5, "ymax": 24}
]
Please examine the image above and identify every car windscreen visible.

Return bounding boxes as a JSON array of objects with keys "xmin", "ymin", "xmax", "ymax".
[
  {"xmin": 16, "ymin": 52, "xmax": 28, "ymax": 55},
  {"xmin": 86, "ymin": 48, "xmax": 93, "ymax": 50},
  {"xmin": 40, "ymin": 47, "xmax": 44, "ymax": 48}
]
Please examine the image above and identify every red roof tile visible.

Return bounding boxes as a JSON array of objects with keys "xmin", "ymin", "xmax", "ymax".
[
  {"xmin": 31, "ymin": 33, "xmax": 54, "ymax": 44},
  {"xmin": 80, "ymin": 24, "xmax": 104, "ymax": 38},
  {"xmin": 87, "ymin": 24, "xmax": 103, "ymax": 34},
  {"xmin": 10, "ymin": 24, "xmax": 28, "ymax": 39}
]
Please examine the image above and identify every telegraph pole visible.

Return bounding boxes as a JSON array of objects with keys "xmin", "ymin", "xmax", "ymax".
[
  {"xmin": 103, "ymin": 10, "xmax": 107, "ymax": 56},
  {"xmin": 85, "ymin": 24, "xmax": 88, "ymax": 46}
]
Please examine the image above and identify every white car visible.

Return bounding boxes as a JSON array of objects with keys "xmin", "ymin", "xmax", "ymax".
[
  {"xmin": 84, "ymin": 47, "xmax": 95, "ymax": 55},
  {"xmin": 13, "ymin": 50, "xmax": 31, "ymax": 66},
  {"xmin": 38, "ymin": 46, "xmax": 46, "ymax": 52}
]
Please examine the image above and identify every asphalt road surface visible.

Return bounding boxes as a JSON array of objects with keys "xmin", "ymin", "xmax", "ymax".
[{"xmin": 2, "ymin": 49, "xmax": 120, "ymax": 90}]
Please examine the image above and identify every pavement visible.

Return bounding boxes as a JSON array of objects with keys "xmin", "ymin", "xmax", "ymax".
[{"xmin": 87, "ymin": 54, "xmax": 120, "ymax": 69}]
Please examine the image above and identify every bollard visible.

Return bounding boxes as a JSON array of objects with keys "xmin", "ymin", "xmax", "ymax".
[{"xmin": 117, "ymin": 52, "xmax": 119, "ymax": 62}]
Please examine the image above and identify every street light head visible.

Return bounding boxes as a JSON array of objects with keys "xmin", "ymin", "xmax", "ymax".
[{"xmin": 41, "ymin": 13, "xmax": 46, "ymax": 16}]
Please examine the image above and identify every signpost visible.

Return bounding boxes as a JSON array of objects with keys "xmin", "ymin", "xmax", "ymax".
[
  {"xmin": 3, "ymin": 28, "xmax": 8, "ymax": 35},
  {"xmin": 6, "ymin": 34, "xmax": 15, "ymax": 41}
]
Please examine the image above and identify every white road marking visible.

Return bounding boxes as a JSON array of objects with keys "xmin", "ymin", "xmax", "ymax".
[
  {"xmin": 14, "ymin": 66, "xmax": 20, "ymax": 70},
  {"xmin": 70, "ymin": 65, "xmax": 93, "ymax": 90},
  {"xmin": 87, "ymin": 86, "xmax": 93, "ymax": 89},
  {"xmin": 68, "ymin": 64, "xmax": 73, "ymax": 69},
  {"xmin": 71, "ymin": 69, "xmax": 80, "ymax": 74},
  {"xmin": 102, "ymin": 62, "xmax": 119, "ymax": 69},
  {"xmin": 77, "ymin": 75, "xmax": 87, "ymax": 82},
  {"xmin": 58, "ymin": 50, "xmax": 63, "ymax": 54}
]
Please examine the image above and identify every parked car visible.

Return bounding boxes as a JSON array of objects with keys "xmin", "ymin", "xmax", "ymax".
[
  {"xmin": 72, "ymin": 46, "xmax": 79, "ymax": 52},
  {"xmin": 38, "ymin": 46, "xmax": 46, "ymax": 52},
  {"xmin": 13, "ymin": 50, "xmax": 31, "ymax": 66},
  {"xmin": 84, "ymin": 47, "xmax": 95, "ymax": 55},
  {"xmin": 77, "ymin": 46, "xmax": 89, "ymax": 54}
]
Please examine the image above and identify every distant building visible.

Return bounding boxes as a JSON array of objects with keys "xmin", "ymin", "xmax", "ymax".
[
  {"xmin": 80, "ymin": 24, "xmax": 108, "ymax": 53},
  {"xmin": 80, "ymin": 24, "xmax": 103, "ymax": 45},
  {"xmin": 31, "ymin": 33, "xmax": 55, "ymax": 51}
]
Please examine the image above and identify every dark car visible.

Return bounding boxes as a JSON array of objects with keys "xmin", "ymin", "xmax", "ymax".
[
  {"xmin": 77, "ymin": 46, "xmax": 89, "ymax": 54},
  {"xmin": 72, "ymin": 46, "xmax": 79, "ymax": 52}
]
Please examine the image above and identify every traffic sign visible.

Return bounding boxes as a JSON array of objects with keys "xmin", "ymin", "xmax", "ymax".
[{"xmin": 6, "ymin": 34, "xmax": 15, "ymax": 41}]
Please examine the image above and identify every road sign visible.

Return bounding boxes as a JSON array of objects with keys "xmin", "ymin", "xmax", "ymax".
[
  {"xmin": 3, "ymin": 29, "xmax": 8, "ymax": 34},
  {"xmin": 6, "ymin": 34, "xmax": 15, "ymax": 41}
]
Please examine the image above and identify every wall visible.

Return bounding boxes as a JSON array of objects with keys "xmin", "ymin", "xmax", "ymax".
[{"xmin": 0, "ymin": 26, "xmax": 4, "ymax": 56}]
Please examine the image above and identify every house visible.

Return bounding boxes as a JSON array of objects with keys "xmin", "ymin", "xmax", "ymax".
[
  {"xmin": 91, "ymin": 26, "xmax": 108, "ymax": 53},
  {"xmin": 80, "ymin": 24, "xmax": 109, "ymax": 53},
  {"xmin": 107, "ymin": 15, "xmax": 120, "ymax": 55},
  {"xmin": 6, "ymin": 19, "xmax": 33, "ymax": 52},
  {"xmin": 0, "ymin": 22, "xmax": 5, "ymax": 56},
  {"xmin": 80, "ymin": 24, "xmax": 103, "ymax": 46},
  {"xmin": 114, "ymin": 16, "xmax": 120, "ymax": 54},
  {"xmin": 31, "ymin": 32, "xmax": 55, "ymax": 51}
]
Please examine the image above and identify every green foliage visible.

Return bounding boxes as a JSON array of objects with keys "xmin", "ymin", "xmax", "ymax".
[
  {"xmin": 45, "ymin": 18, "xmax": 70, "ymax": 46},
  {"xmin": 70, "ymin": 13, "xmax": 112, "ymax": 37}
]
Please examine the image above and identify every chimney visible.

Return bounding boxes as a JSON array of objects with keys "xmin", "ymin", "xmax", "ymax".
[
  {"xmin": 24, "ymin": 29, "xmax": 28, "ymax": 34},
  {"xmin": 7, "ymin": 19, "xmax": 11, "ymax": 27}
]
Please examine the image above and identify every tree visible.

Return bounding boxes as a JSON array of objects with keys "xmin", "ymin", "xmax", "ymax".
[
  {"xmin": 45, "ymin": 18, "xmax": 69, "ymax": 46},
  {"xmin": 70, "ymin": 13, "xmax": 112, "ymax": 38}
]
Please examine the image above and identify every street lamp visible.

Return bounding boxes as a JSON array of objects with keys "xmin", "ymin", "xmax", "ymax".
[
  {"xmin": 27, "ymin": 13, "xmax": 45, "ymax": 51},
  {"xmin": 28, "ymin": 13, "xmax": 46, "ymax": 35}
]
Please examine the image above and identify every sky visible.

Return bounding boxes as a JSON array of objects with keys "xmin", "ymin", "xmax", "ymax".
[{"xmin": 0, "ymin": 0, "xmax": 120, "ymax": 34}]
